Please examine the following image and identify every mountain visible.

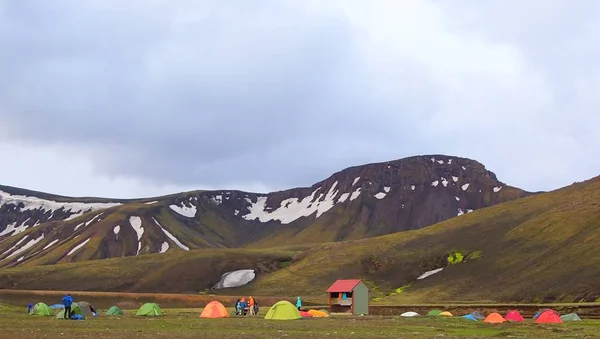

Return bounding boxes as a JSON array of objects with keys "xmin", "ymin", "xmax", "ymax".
[
  {"xmin": 0, "ymin": 174, "xmax": 598, "ymax": 303},
  {"xmin": 0, "ymin": 154, "xmax": 530, "ymax": 268}
]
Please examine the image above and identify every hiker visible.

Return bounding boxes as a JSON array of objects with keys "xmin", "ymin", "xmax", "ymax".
[
  {"xmin": 234, "ymin": 299, "xmax": 241, "ymax": 315},
  {"xmin": 90, "ymin": 304, "xmax": 98, "ymax": 317},
  {"xmin": 239, "ymin": 298, "xmax": 248, "ymax": 315},
  {"xmin": 61, "ymin": 294, "xmax": 73, "ymax": 319},
  {"xmin": 27, "ymin": 303, "xmax": 33, "ymax": 314},
  {"xmin": 248, "ymin": 296, "xmax": 255, "ymax": 315},
  {"xmin": 296, "ymin": 296, "xmax": 302, "ymax": 310}
]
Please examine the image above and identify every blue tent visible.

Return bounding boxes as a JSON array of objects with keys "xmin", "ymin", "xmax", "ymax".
[
  {"xmin": 462, "ymin": 314, "xmax": 477, "ymax": 321},
  {"xmin": 49, "ymin": 304, "xmax": 65, "ymax": 309}
]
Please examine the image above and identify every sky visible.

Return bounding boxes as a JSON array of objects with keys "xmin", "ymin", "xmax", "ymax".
[{"xmin": 0, "ymin": 0, "xmax": 599, "ymax": 198}]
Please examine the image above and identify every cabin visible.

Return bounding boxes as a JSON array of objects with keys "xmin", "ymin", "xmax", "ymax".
[{"xmin": 326, "ymin": 279, "xmax": 369, "ymax": 315}]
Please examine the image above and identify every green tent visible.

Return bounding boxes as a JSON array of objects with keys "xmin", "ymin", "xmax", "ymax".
[
  {"xmin": 56, "ymin": 302, "xmax": 84, "ymax": 319},
  {"xmin": 136, "ymin": 303, "xmax": 162, "ymax": 316},
  {"xmin": 264, "ymin": 300, "xmax": 301, "ymax": 320},
  {"xmin": 106, "ymin": 305, "xmax": 124, "ymax": 316},
  {"xmin": 560, "ymin": 313, "xmax": 582, "ymax": 321},
  {"xmin": 427, "ymin": 310, "xmax": 442, "ymax": 316},
  {"xmin": 29, "ymin": 302, "xmax": 53, "ymax": 316}
]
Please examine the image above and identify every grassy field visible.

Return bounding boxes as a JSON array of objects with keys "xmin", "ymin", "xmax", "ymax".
[{"xmin": 1, "ymin": 302, "xmax": 599, "ymax": 339}]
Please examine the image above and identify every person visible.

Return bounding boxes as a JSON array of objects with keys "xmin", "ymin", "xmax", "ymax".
[
  {"xmin": 90, "ymin": 304, "xmax": 98, "ymax": 317},
  {"xmin": 234, "ymin": 299, "xmax": 241, "ymax": 315},
  {"xmin": 248, "ymin": 296, "xmax": 255, "ymax": 315},
  {"xmin": 239, "ymin": 298, "xmax": 247, "ymax": 315},
  {"xmin": 296, "ymin": 296, "xmax": 302, "ymax": 310},
  {"xmin": 27, "ymin": 303, "xmax": 33, "ymax": 314},
  {"xmin": 61, "ymin": 294, "xmax": 73, "ymax": 319}
]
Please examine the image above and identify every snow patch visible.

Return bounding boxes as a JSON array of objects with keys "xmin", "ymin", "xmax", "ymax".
[
  {"xmin": 129, "ymin": 216, "xmax": 144, "ymax": 255},
  {"xmin": 212, "ymin": 269, "xmax": 256, "ymax": 289},
  {"xmin": 169, "ymin": 203, "xmax": 197, "ymax": 218},
  {"xmin": 467, "ymin": 209, "xmax": 473, "ymax": 213},
  {"xmin": 337, "ymin": 192, "xmax": 350, "ymax": 203},
  {"xmin": 2, "ymin": 235, "xmax": 29, "ymax": 256},
  {"xmin": 462, "ymin": 183, "xmax": 470, "ymax": 191},
  {"xmin": 493, "ymin": 186, "xmax": 503, "ymax": 192},
  {"xmin": 447, "ymin": 159, "xmax": 452, "ymax": 164},
  {"xmin": 374, "ymin": 192, "xmax": 387, "ymax": 199},
  {"xmin": 113, "ymin": 225, "xmax": 120, "ymax": 235},
  {"xmin": 455, "ymin": 196, "xmax": 460, "ymax": 201},
  {"xmin": 350, "ymin": 187, "xmax": 361, "ymax": 201},
  {"xmin": 0, "ymin": 190, "xmax": 121, "ymax": 223},
  {"xmin": 17, "ymin": 256, "xmax": 24, "ymax": 262},
  {"xmin": 417, "ymin": 268, "xmax": 443, "ymax": 280},
  {"xmin": 234, "ymin": 209, "xmax": 239, "ymax": 216},
  {"xmin": 160, "ymin": 241, "xmax": 169, "ymax": 253},
  {"xmin": 452, "ymin": 176, "xmax": 459, "ymax": 182},
  {"xmin": 441, "ymin": 178, "xmax": 449, "ymax": 187},
  {"xmin": 437, "ymin": 160, "xmax": 444, "ymax": 164},
  {"xmin": 153, "ymin": 217, "xmax": 189, "ymax": 251},
  {"xmin": 462, "ymin": 166, "xmax": 467, "ymax": 170},
  {"xmin": 0, "ymin": 222, "xmax": 23, "ymax": 237},
  {"xmin": 242, "ymin": 182, "xmax": 340, "ymax": 224},
  {"xmin": 6, "ymin": 233, "xmax": 44, "ymax": 258},
  {"xmin": 431, "ymin": 180, "xmax": 439, "ymax": 187},
  {"xmin": 73, "ymin": 223, "xmax": 85, "ymax": 232},
  {"xmin": 383, "ymin": 186, "xmax": 391, "ymax": 193},
  {"xmin": 144, "ymin": 201, "xmax": 158, "ymax": 205},
  {"xmin": 67, "ymin": 238, "xmax": 90, "ymax": 256},
  {"xmin": 430, "ymin": 157, "xmax": 435, "ymax": 162},
  {"xmin": 212, "ymin": 195, "xmax": 223, "ymax": 204},
  {"xmin": 411, "ymin": 185, "xmax": 415, "ymax": 191},
  {"xmin": 457, "ymin": 208, "xmax": 464, "ymax": 216},
  {"xmin": 352, "ymin": 177, "xmax": 360, "ymax": 186},
  {"xmin": 42, "ymin": 239, "xmax": 59, "ymax": 251}
]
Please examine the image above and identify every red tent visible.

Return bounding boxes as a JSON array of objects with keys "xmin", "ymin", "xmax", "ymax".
[
  {"xmin": 505, "ymin": 310, "xmax": 524, "ymax": 322},
  {"xmin": 535, "ymin": 310, "xmax": 563, "ymax": 323},
  {"xmin": 299, "ymin": 311, "xmax": 313, "ymax": 317}
]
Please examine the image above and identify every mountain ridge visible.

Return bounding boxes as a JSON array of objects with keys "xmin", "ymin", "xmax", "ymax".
[{"xmin": 0, "ymin": 154, "xmax": 532, "ymax": 268}]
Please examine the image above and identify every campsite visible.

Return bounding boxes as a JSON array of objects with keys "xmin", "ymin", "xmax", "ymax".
[{"xmin": 2, "ymin": 289, "xmax": 600, "ymax": 338}]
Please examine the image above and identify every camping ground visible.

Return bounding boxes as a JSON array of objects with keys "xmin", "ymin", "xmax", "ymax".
[{"xmin": 2, "ymin": 291, "xmax": 600, "ymax": 338}]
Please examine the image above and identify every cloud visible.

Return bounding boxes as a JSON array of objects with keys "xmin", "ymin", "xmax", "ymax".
[{"xmin": 0, "ymin": 0, "xmax": 598, "ymax": 197}]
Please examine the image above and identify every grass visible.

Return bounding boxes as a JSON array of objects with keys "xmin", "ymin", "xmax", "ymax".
[
  {"xmin": 1, "ymin": 303, "xmax": 599, "ymax": 339},
  {"xmin": 2, "ymin": 176, "xmax": 600, "ymax": 304}
]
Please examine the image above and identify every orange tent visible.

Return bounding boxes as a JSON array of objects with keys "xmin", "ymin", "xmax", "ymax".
[
  {"xmin": 308, "ymin": 309, "xmax": 329, "ymax": 317},
  {"xmin": 535, "ymin": 310, "xmax": 562, "ymax": 324},
  {"xmin": 484, "ymin": 312, "xmax": 506, "ymax": 324},
  {"xmin": 199, "ymin": 301, "xmax": 230, "ymax": 318},
  {"xmin": 505, "ymin": 310, "xmax": 524, "ymax": 322}
]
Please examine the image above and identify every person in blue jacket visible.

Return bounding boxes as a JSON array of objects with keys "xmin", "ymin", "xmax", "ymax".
[
  {"xmin": 296, "ymin": 296, "xmax": 302, "ymax": 310},
  {"xmin": 61, "ymin": 294, "xmax": 73, "ymax": 319}
]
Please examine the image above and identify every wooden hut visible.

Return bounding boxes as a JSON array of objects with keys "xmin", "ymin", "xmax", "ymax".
[{"xmin": 326, "ymin": 279, "xmax": 369, "ymax": 315}]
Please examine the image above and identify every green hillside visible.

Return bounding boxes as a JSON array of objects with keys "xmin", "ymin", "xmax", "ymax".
[
  {"xmin": 0, "ymin": 175, "xmax": 598, "ymax": 303},
  {"xmin": 246, "ymin": 175, "xmax": 600, "ymax": 302}
]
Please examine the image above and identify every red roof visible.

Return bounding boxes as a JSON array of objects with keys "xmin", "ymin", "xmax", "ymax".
[{"xmin": 326, "ymin": 279, "xmax": 362, "ymax": 292}]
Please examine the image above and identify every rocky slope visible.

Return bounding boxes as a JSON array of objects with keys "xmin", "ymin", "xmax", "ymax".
[{"xmin": 0, "ymin": 154, "xmax": 532, "ymax": 268}]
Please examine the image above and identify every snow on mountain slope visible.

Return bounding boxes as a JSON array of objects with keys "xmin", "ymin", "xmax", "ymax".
[{"xmin": 0, "ymin": 154, "xmax": 533, "ymax": 267}]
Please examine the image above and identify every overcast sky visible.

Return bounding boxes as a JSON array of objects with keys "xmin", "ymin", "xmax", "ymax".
[{"xmin": 0, "ymin": 0, "xmax": 598, "ymax": 198}]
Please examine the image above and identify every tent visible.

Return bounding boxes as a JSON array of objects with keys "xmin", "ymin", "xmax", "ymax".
[
  {"xmin": 106, "ymin": 306, "xmax": 124, "ymax": 316},
  {"xmin": 535, "ymin": 310, "xmax": 562, "ymax": 323},
  {"xmin": 49, "ymin": 303, "xmax": 64, "ymax": 309},
  {"xmin": 470, "ymin": 311, "xmax": 485, "ymax": 320},
  {"xmin": 29, "ymin": 302, "xmax": 53, "ymax": 316},
  {"xmin": 56, "ymin": 303, "xmax": 84, "ymax": 319},
  {"xmin": 533, "ymin": 308, "xmax": 551, "ymax": 320},
  {"xmin": 439, "ymin": 311, "xmax": 453, "ymax": 316},
  {"xmin": 560, "ymin": 313, "xmax": 582, "ymax": 322},
  {"xmin": 462, "ymin": 314, "xmax": 478, "ymax": 321},
  {"xmin": 427, "ymin": 310, "xmax": 442, "ymax": 316},
  {"xmin": 264, "ymin": 300, "xmax": 301, "ymax": 320},
  {"xmin": 484, "ymin": 312, "xmax": 506, "ymax": 324},
  {"xmin": 76, "ymin": 301, "xmax": 96, "ymax": 316},
  {"xmin": 308, "ymin": 309, "xmax": 329, "ymax": 317},
  {"xmin": 199, "ymin": 301, "xmax": 230, "ymax": 318},
  {"xmin": 400, "ymin": 311, "xmax": 420, "ymax": 317},
  {"xmin": 136, "ymin": 303, "xmax": 162, "ymax": 316},
  {"xmin": 299, "ymin": 310, "xmax": 313, "ymax": 317},
  {"xmin": 505, "ymin": 310, "xmax": 524, "ymax": 322}
]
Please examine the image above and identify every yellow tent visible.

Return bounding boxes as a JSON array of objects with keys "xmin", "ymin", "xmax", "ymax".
[{"xmin": 439, "ymin": 311, "xmax": 453, "ymax": 316}]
